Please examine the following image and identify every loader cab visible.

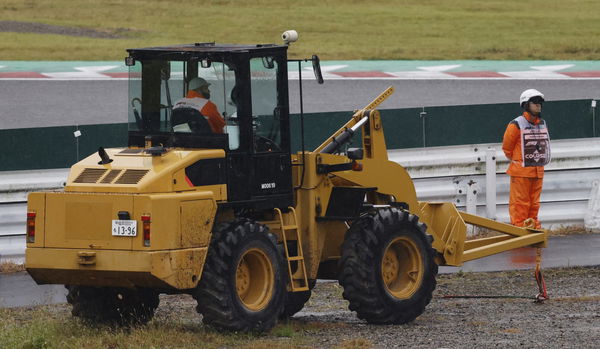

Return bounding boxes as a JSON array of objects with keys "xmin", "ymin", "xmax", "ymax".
[{"xmin": 126, "ymin": 43, "xmax": 292, "ymax": 209}]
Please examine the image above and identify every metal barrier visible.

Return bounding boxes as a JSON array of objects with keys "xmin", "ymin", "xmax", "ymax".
[
  {"xmin": 389, "ymin": 137, "xmax": 600, "ymax": 230},
  {"xmin": 0, "ymin": 169, "xmax": 68, "ymax": 261},
  {"xmin": 2, "ymin": 138, "xmax": 599, "ymax": 260}
]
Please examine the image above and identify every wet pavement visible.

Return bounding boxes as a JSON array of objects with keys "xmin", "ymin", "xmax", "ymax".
[
  {"xmin": 0, "ymin": 272, "xmax": 67, "ymax": 308},
  {"xmin": 0, "ymin": 234, "xmax": 599, "ymax": 308},
  {"xmin": 439, "ymin": 234, "xmax": 600, "ymax": 273}
]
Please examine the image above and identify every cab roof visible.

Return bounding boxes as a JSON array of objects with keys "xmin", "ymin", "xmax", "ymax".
[{"xmin": 127, "ymin": 42, "xmax": 288, "ymax": 60}]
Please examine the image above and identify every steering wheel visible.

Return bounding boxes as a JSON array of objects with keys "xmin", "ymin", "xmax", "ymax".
[{"xmin": 255, "ymin": 135, "xmax": 281, "ymax": 152}]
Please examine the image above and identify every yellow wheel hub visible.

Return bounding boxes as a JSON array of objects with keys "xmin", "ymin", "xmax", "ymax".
[
  {"xmin": 381, "ymin": 237, "xmax": 424, "ymax": 299},
  {"xmin": 235, "ymin": 248, "xmax": 274, "ymax": 311}
]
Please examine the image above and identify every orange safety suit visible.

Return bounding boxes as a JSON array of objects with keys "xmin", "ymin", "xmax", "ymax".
[
  {"xmin": 502, "ymin": 112, "xmax": 546, "ymax": 229},
  {"xmin": 174, "ymin": 90, "xmax": 225, "ymax": 133}
]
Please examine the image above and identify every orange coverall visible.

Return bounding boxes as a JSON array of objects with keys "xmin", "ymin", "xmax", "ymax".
[
  {"xmin": 184, "ymin": 90, "xmax": 225, "ymax": 133},
  {"xmin": 502, "ymin": 112, "xmax": 545, "ymax": 229}
]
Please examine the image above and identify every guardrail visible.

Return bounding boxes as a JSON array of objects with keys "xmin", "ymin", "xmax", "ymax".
[
  {"xmin": 390, "ymin": 137, "xmax": 600, "ymax": 228},
  {"xmin": 0, "ymin": 169, "xmax": 68, "ymax": 261},
  {"xmin": 389, "ymin": 137, "xmax": 600, "ymax": 232},
  {"xmin": 2, "ymin": 138, "xmax": 599, "ymax": 261}
]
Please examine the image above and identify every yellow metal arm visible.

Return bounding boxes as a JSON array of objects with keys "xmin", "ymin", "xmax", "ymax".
[
  {"xmin": 420, "ymin": 202, "xmax": 547, "ymax": 266},
  {"xmin": 362, "ymin": 86, "xmax": 395, "ymax": 111},
  {"xmin": 313, "ymin": 86, "xmax": 395, "ymax": 153}
]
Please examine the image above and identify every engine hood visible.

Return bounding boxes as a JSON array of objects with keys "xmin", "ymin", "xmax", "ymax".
[{"xmin": 64, "ymin": 147, "xmax": 226, "ymax": 194}]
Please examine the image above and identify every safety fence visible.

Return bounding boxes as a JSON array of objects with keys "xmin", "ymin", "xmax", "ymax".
[
  {"xmin": 2, "ymin": 137, "xmax": 599, "ymax": 262},
  {"xmin": 0, "ymin": 169, "xmax": 67, "ymax": 261},
  {"xmin": 389, "ymin": 137, "xmax": 600, "ymax": 230}
]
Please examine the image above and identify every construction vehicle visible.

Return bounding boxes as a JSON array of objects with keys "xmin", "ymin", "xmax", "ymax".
[{"xmin": 25, "ymin": 32, "xmax": 547, "ymax": 332}]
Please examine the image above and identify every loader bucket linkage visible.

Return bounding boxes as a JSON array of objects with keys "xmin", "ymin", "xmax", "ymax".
[{"xmin": 419, "ymin": 202, "xmax": 547, "ymax": 267}]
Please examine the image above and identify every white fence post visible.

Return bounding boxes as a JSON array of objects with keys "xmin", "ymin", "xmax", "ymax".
[
  {"xmin": 584, "ymin": 179, "xmax": 600, "ymax": 231},
  {"xmin": 485, "ymin": 147, "xmax": 497, "ymax": 220},
  {"xmin": 466, "ymin": 181, "xmax": 478, "ymax": 215},
  {"xmin": 465, "ymin": 180, "xmax": 479, "ymax": 236}
]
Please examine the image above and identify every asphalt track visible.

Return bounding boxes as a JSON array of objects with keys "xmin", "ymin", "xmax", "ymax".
[{"xmin": 2, "ymin": 79, "xmax": 600, "ymax": 130}]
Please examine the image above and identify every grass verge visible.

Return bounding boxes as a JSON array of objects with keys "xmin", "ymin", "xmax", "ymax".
[
  {"xmin": 1, "ymin": 0, "xmax": 600, "ymax": 60},
  {"xmin": 0, "ymin": 306, "xmax": 329, "ymax": 349}
]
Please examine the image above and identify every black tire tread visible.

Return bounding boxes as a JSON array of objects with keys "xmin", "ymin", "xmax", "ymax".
[
  {"xmin": 338, "ymin": 207, "xmax": 438, "ymax": 324},
  {"xmin": 66, "ymin": 286, "xmax": 159, "ymax": 325},
  {"xmin": 194, "ymin": 218, "xmax": 285, "ymax": 332}
]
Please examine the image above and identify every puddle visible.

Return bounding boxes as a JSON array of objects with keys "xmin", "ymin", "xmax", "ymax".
[
  {"xmin": 440, "ymin": 234, "xmax": 600, "ymax": 273},
  {"xmin": 0, "ymin": 272, "xmax": 67, "ymax": 308}
]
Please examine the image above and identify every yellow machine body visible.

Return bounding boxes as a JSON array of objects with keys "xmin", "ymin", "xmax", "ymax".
[
  {"xmin": 26, "ymin": 148, "xmax": 223, "ymax": 289},
  {"xmin": 274, "ymin": 87, "xmax": 546, "ymax": 286},
  {"xmin": 26, "ymin": 87, "xmax": 546, "ymax": 294}
]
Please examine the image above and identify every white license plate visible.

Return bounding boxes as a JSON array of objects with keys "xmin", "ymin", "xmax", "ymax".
[{"xmin": 112, "ymin": 220, "xmax": 137, "ymax": 236}]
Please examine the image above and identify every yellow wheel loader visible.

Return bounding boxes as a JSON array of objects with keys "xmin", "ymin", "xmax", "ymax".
[{"xmin": 25, "ymin": 34, "xmax": 546, "ymax": 332}]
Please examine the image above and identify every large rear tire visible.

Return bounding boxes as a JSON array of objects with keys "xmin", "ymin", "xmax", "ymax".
[
  {"xmin": 194, "ymin": 219, "xmax": 286, "ymax": 332},
  {"xmin": 338, "ymin": 207, "xmax": 437, "ymax": 324},
  {"xmin": 66, "ymin": 286, "xmax": 159, "ymax": 325}
]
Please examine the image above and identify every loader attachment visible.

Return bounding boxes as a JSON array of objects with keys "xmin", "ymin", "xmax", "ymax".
[
  {"xmin": 419, "ymin": 202, "xmax": 547, "ymax": 267},
  {"xmin": 459, "ymin": 211, "xmax": 547, "ymax": 262}
]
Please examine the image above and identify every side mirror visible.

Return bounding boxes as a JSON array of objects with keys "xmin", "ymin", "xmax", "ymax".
[
  {"xmin": 125, "ymin": 56, "xmax": 135, "ymax": 67},
  {"xmin": 347, "ymin": 148, "xmax": 363, "ymax": 160},
  {"xmin": 312, "ymin": 55, "xmax": 324, "ymax": 84}
]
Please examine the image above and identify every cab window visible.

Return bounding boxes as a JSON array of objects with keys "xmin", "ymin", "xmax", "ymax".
[
  {"xmin": 250, "ymin": 57, "xmax": 281, "ymax": 152},
  {"xmin": 127, "ymin": 59, "xmax": 239, "ymax": 150}
]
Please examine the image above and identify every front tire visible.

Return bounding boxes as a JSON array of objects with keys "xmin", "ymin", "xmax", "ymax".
[
  {"xmin": 194, "ymin": 219, "xmax": 286, "ymax": 332},
  {"xmin": 338, "ymin": 207, "xmax": 437, "ymax": 324}
]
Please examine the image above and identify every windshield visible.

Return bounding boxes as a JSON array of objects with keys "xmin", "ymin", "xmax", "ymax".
[
  {"xmin": 128, "ymin": 58, "xmax": 238, "ymax": 149},
  {"xmin": 127, "ymin": 53, "xmax": 285, "ymax": 153},
  {"xmin": 250, "ymin": 57, "xmax": 281, "ymax": 152}
]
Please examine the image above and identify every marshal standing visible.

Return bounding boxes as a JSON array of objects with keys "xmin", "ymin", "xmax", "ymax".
[{"xmin": 502, "ymin": 89, "xmax": 551, "ymax": 229}]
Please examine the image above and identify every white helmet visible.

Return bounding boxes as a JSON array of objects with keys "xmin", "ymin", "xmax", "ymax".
[
  {"xmin": 520, "ymin": 89, "xmax": 544, "ymax": 107},
  {"xmin": 189, "ymin": 77, "xmax": 210, "ymax": 91}
]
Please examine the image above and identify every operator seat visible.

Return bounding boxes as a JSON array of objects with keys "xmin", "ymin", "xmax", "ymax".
[{"xmin": 171, "ymin": 108, "xmax": 212, "ymax": 134}]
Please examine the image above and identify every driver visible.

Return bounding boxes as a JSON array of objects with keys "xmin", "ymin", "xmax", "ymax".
[{"xmin": 173, "ymin": 77, "xmax": 225, "ymax": 133}]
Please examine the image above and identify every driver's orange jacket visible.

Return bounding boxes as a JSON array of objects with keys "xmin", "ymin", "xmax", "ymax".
[
  {"xmin": 179, "ymin": 90, "xmax": 225, "ymax": 133},
  {"xmin": 502, "ymin": 112, "xmax": 544, "ymax": 179}
]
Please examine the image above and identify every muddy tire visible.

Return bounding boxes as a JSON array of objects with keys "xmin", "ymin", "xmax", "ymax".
[
  {"xmin": 338, "ymin": 207, "xmax": 437, "ymax": 324},
  {"xmin": 194, "ymin": 219, "xmax": 286, "ymax": 332},
  {"xmin": 66, "ymin": 286, "xmax": 159, "ymax": 325},
  {"xmin": 279, "ymin": 279, "xmax": 316, "ymax": 319}
]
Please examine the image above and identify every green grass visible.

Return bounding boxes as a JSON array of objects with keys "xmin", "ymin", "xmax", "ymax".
[
  {"xmin": 1, "ymin": 0, "xmax": 600, "ymax": 60},
  {"xmin": 0, "ymin": 306, "xmax": 322, "ymax": 349}
]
